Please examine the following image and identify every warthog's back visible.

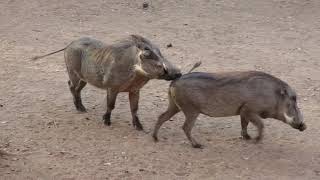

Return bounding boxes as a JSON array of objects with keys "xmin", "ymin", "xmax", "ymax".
[{"xmin": 170, "ymin": 71, "xmax": 286, "ymax": 117}]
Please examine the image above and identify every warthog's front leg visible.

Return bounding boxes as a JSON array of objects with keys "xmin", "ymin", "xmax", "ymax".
[
  {"xmin": 103, "ymin": 89, "xmax": 118, "ymax": 126},
  {"xmin": 129, "ymin": 90, "xmax": 143, "ymax": 131},
  {"xmin": 182, "ymin": 110, "xmax": 201, "ymax": 148}
]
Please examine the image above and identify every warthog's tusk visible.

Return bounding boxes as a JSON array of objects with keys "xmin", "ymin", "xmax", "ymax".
[
  {"xmin": 134, "ymin": 64, "xmax": 150, "ymax": 77},
  {"xmin": 163, "ymin": 62, "xmax": 168, "ymax": 72},
  {"xmin": 284, "ymin": 112, "xmax": 294, "ymax": 124},
  {"xmin": 134, "ymin": 50, "xmax": 151, "ymax": 77}
]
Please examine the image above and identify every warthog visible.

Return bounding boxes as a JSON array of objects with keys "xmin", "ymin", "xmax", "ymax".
[
  {"xmin": 153, "ymin": 71, "xmax": 306, "ymax": 148},
  {"xmin": 32, "ymin": 35, "xmax": 181, "ymax": 130}
]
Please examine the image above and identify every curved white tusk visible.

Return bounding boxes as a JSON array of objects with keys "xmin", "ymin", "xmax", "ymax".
[
  {"xmin": 162, "ymin": 62, "xmax": 168, "ymax": 72},
  {"xmin": 284, "ymin": 112, "xmax": 294, "ymax": 124},
  {"xmin": 134, "ymin": 64, "xmax": 150, "ymax": 77}
]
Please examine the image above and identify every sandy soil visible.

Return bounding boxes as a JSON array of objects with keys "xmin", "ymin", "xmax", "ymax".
[{"xmin": 1, "ymin": 0, "xmax": 320, "ymax": 179}]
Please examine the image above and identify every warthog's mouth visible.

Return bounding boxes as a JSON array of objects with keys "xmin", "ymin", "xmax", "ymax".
[
  {"xmin": 291, "ymin": 122, "xmax": 307, "ymax": 131},
  {"xmin": 160, "ymin": 73, "xmax": 182, "ymax": 81}
]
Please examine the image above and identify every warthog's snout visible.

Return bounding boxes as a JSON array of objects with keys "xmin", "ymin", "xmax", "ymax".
[
  {"xmin": 298, "ymin": 123, "xmax": 307, "ymax": 131},
  {"xmin": 163, "ymin": 71, "xmax": 182, "ymax": 81},
  {"xmin": 291, "ymin": 122, "xmax": 307, "ymax": 131},
  {"xmin": 160, "ymin": 63, "xmax": 182, "ymax": 81}
]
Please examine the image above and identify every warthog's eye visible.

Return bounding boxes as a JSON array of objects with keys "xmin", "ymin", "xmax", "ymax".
[
  {"xmin": 142, "ymin": 47, "xmax": 159, "ymax": 61},
  {"xmin": 291, "ymin": 96, "xmax": 297, "ymax": 102}
]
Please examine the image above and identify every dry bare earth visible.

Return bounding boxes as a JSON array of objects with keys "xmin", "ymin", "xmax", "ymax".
[{"xmin": 1, "ymin": 0, "xmax": 320, "ymax": 179}]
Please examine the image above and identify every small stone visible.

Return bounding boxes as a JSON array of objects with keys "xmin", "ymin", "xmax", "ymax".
[
  {"xmin": 166, "ymin": 43, "xmax": 173, "ymax": 48},
  {"xmin": 12, "ymin": 158, "xmax": 18, "ymax": 161},
  {"xmin": 142, "ymin": 2, "xmax": 149, "ymax": 9},
  {"xmin": 175, "ymin": 172, "xmax": 188, "ymax": 176},
  {"xmin": 104, "ymin": 162, "xmax": 111, "ymax": 166},
  {"xmin": 0, "ymin": 104, "xmax": 3, "ymax": 107},
  {"xmin": 225, "ymin": 125, "xmax": 232, "ymax": 128},
  {"xmin": 139, "ymin": 168, "xmax": 145, "ymax": 172},
  {"xmin": 242, "ymin": 156, "xmax": 249, "ymax": 160}
]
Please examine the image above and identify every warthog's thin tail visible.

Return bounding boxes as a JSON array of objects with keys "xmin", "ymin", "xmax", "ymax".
[
  {"xmin": 187, "ymin": 61, "xmax": 202, "ymax": 73},
  {"xmin": 31, "ymin": 47, "xmax": 66, "ymax": 61}
]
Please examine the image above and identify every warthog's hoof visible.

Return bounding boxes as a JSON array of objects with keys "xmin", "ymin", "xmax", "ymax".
[
  {"xmin": 75, "ymin": 102, "xmax": 87, "ymax": 112},
  {"xmin": 152, "ymin": 134, "xmax": 158, "ymax": 142},
  {"xmin": 104, "ymin": 120, "xmax": 111, "ymax": 126},
  {"xmin": 76, "ymin": 105, "xmax": 87, "ymax": 113},
  {"xmin": 192, "ymin": 143, "xmax": 203, "ymax": 149},
  {"xmin": 241, "ymin": 131, "xmax": 251, "ymax": 140},
  {"xmin": 134, "ymin": 123, "xmax": 144, "ymax": 131},
  {"xmin": 242, "ymin": 134, "xmax": 251, "ymax": 140},
  {"xmin": 254, "ymin": 136, "xmax": 263, "ymax": 144},
  {"xmin": 132, "ymin": 117, "xmax": 144, "ymax": 131},
  {"xmin": 103, "ymin": 113, "xmax": 111, "ymax": 126}
]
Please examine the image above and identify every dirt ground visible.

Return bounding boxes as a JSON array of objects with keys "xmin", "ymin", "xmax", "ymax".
[{"xmin": 1, "ymin": 0, "xmax": 320, "ymax": 179}]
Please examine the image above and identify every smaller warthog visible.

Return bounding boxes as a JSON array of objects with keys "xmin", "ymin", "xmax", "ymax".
[
  {"xmin": 153, "ymin": 71, "xmax": 306, "ymax": 148},
  {"xmin": 32, "ymin": 35, "xmax": 181, "ymax": 130}
]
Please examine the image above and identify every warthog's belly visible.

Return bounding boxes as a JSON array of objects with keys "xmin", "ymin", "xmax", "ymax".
[
  {"xmin": 200, "ymin": 102, "xmax": 242, "ymax": 117},
  {"xmin": 80, "ymin": 61, "xmax": 105, "ymax": 88}
]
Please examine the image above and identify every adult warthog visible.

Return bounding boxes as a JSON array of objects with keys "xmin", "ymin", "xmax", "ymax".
[
  {"xmin": 32, "ymin": 35, "xmax": 181, "ymax": 130},
  {"xmin": 153, "ymin": 71, "xmax": 306, "ymax": 148}
]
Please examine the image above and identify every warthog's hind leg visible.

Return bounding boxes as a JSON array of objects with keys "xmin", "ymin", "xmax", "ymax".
[
  {"xmin": 103, "ymin": 89, "xmax": 118, "ymax": 126},
  {"xmin": 68, "ymin": 75, "xmax": 87, "ymax": 112},
  {"xmin": 129, "ymin": 91, "xmax": 143, "ymax": 131}
]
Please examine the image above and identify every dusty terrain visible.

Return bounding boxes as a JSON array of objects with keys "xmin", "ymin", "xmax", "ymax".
[{"xmin": 1, "ymin": 0, "xmax": 320, "ymax": 179}]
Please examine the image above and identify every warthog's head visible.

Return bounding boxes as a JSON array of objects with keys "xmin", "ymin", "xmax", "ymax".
[
  {"xmin": 278, "ymin": 86, "xmax": 306, "ymax": 131},
  {"xmin": 131, "ymin": 35, "xmax": 181, "ymax": 80}
]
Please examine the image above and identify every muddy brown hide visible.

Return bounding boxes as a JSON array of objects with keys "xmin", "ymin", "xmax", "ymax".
[
  {"xmin": 33, "ymin": 35, "xmax": 181, "ymax": 130},
  {"xmin": 153, "ymin": 71, "xmax": 306, "ymax": 148}
]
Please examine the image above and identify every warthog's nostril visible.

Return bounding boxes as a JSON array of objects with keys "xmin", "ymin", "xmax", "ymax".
[{"xmin": 299, "ymin": 123, "xmax": 306, "ymax": 131}]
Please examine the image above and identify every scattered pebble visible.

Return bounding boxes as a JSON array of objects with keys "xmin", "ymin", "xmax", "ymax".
[
  {"xmin": 241, "ymin": 156, "xmax": 249, "ymax": 160},
  {"xmin": 142, "ymin": 2, "xmax": 149, "ymax": 9},
  {"xmin": 104, "ymin": 162, "xmax": 112, "ymax": 166},
  {"xmin": 139, "ymin": 168, "xmax": 145, "ymax": 172},
  {"xmin": 225, "ymin": 125, "xmax": 232, "ymax": 128},
  {"xmin": 175, "ymin": 172, "xmax": 188, "ymax": 176},
  {"xmin": 0, "ymin": 104, "xmax": 3, "ymax": 107},
  {"xmin": 166, "ymin": 43, "xmax": 173, "ymax": 48}
]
